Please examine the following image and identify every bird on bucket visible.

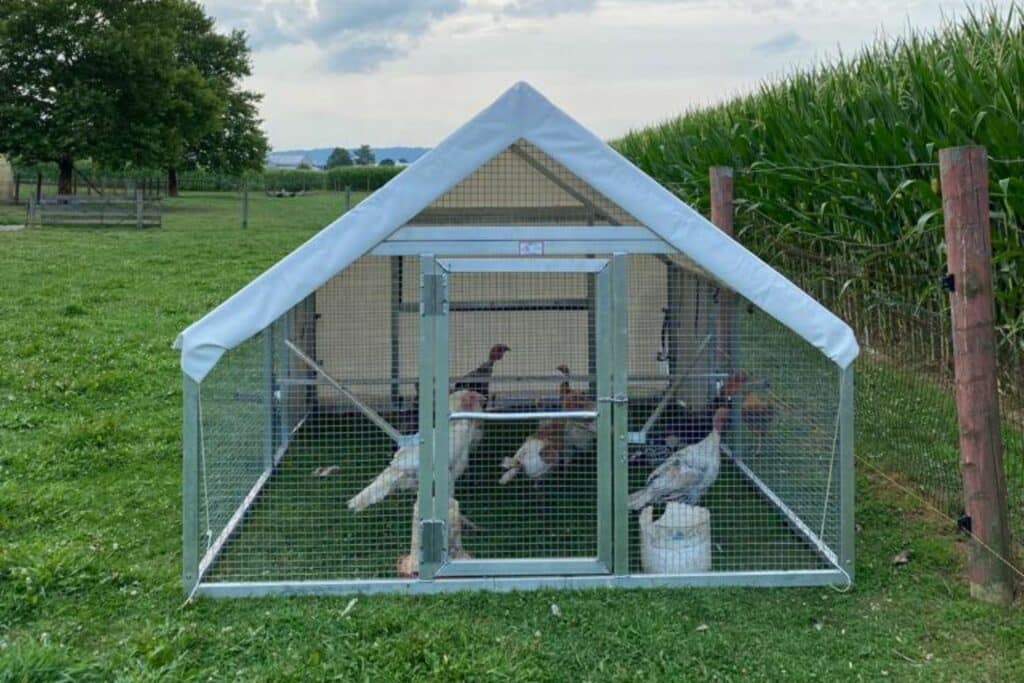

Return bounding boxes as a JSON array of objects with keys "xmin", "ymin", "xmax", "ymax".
[
  {"xmin": 628, "ymin": 406, "xmax": 730, "ymax": 511},
  {"xmin": 347, "ymin": 390, "xmax": 485, "ymax": 512}
]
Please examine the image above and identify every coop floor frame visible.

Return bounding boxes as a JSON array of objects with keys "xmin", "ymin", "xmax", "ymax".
[{"xmin": 181, "ymin": 255, "xmax": 855, "ymax": 597}]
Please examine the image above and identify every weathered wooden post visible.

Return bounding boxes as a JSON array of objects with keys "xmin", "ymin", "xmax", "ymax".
[
  {"xmin": 710, "ymin": 166, "xmax": 735, "ymax": 366},
  {"xmin": 241, "ymin": 186, "xmax": 249, "ymax": 229},
  {"xmin": 35, "ymin": 172, "xmax": 42, "ymax": 202},
  {"xmin": 345, "ymin": 185, "xmax": 352, "ymax": 212},
  {"xmin": 939, "ymin": 145, "xmax": 1015, "ymax": 606}
]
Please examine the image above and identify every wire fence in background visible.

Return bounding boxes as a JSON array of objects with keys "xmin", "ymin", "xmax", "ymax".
[
  {"xmin": 9, "ymin": 165, "xmax": 404, "ymax": 198},
  {"xmin": 763, "ymin": 234, "xmax": 1023, "ymax": 550}
]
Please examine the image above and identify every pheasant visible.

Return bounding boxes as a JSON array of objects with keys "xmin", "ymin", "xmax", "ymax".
[
  {"xmin": 628, "ymin": 406, "xmax": 729, "ymax": 511},
  {"xmin": 347, "ymin": 390, "xmax": 485, "ymax": 512},
  {"xmin": 453, "ymin": 344, "xmax": 510, "ymax": 404}
]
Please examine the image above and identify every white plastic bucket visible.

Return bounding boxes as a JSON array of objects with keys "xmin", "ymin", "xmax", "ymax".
[{"xmin": 640, "ymin": 502, "xmax": 712, "ymax": 574}]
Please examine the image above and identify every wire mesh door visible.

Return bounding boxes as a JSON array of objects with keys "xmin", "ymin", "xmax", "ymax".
[{"xmin": 420, "ymin": 257, "xmax": 617, "ymax": 578}]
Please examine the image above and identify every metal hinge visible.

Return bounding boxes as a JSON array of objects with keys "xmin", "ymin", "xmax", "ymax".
[
  {"xmin": 420, "ymin": 519, "xmax": 446, "ymax": 564},
  {"xmin": 420, "ymin": 273, "xmax": 448, "ymax": 316},
  {"xmin": 598, "ymin": 393, "xmax": 629, "ymax": 404}
]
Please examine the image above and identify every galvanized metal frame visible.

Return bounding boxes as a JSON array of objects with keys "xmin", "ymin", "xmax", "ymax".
[
  {"xmin": 431, "ymin": 256, "xmax": 616, "ymax": 577},
  {"xmin": 595, "ymin": 264, "xmax": 614, "ymax": 570},
  {"xmin": 418, "ymin": 255, "xmax": 441, "ymax": 578},
  {"xmin": 611, "ymin": 253, "xmax": 630, "ymax": 574},
  {"xmin": 185, "ymin": 247, "xmax": 856, "ymax": 596},
  {"xmin": 195, "ymin": 569, "xmax": 848, "ymax": 598},
  {"xmin": 438, "ymin": 257, "xmax": 609, "ymax": 273},
  {"xmin": 182, "ymin": 375, "xmax": 200, "ymax": 594},
  {"xmin": 373, "ymin": 240, "xmax": 672, "ymax": 257},
  {"xmin": 839, "ymin": 365, "xmax": 855, "ymax": 580}
]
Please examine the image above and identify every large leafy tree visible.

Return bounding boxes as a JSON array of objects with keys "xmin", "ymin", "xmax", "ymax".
[
  {"xmin": 0, "ymin": 0, "xmax": 266, "ymax": 195},
  {"xmin": 326, "ymin": 147, "xmax": 353, "ymax": 168},
  {"xmin": 353, "ymin": 144, "xmax": 376, "ymax": 166},
  {"xmin": 188, "ymin": 90, "xmax": 268, "ymax": 178},
  {"xmin": 0, "ymin": 0, "xmax": 122, "ymax": 193},
  {"xmin": 155, "ymin": 1, "xmax": 266, "ymax": 194}
]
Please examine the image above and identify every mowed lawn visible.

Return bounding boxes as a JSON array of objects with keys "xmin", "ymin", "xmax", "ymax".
[{"xmin": 1, "ymin": 191, "xmax": 1021, "ymax": 680}]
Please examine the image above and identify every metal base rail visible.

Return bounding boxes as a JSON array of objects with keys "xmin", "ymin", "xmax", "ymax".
[{"xmin": 195, "ymin": 569, "xmax": 847, "ymax": 598}]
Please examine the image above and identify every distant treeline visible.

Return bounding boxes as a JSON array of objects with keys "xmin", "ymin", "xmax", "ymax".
[{"xmin": 12, "ymin": 162, "xmax": 404, "ymax": 194}]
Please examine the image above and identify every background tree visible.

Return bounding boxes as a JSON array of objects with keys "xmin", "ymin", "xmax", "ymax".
[
  {"xmin": 0, "ymin": 0, "xmax": 266, "ymax": 196},
  {"xmin": 188, "ymin": 90, "xmax": 268, "ymax": 177},
  {"xmin": 0, "ymin": 0, "xmax": 123, "ymax": 193},
  {"xmin": 326, "ymin": 147, "xmax": 353, "ymax": 168},
  {"xmin": 354, "ymin": 145, "xmax": 376, "ymax": 166},
  {"xmin": 135, "ymin": 0, "xmax": 263, "ymax": 195},
  {"xmin": 378, "ymin": 158, "xmax": 396, "ymax": 167}
]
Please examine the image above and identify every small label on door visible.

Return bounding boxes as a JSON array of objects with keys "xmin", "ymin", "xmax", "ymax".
[{"xmin": 519, "ymin": 240, "xmax": 544, "ymax": 256}]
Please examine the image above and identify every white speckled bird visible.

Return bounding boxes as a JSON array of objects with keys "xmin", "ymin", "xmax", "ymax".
[
  {"xmin": 628, "ymin": 406, "xmax": 729, "ymax": 511},
  {"xmin": 347, "ymin": 390, "xmax": 485, "ymax": 512}
]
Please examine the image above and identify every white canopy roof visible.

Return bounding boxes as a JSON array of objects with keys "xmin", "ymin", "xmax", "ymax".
[{"xmin": 175, "ymin": 82, "xmax": 859, "ymax": 381}]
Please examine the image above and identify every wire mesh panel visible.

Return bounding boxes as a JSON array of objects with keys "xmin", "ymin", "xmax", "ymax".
[
  {"xmin": 406, "ymin": 139, "xmax": 642, "ymax": 227},
  {"xmin": 441, "ymin": 267, "xmax": 603, "ymax": 566},
  {"xmin": 625, "ymin": 254, "xmax": 842, "ymax": 574},
  {"xmin": 193, "ymin": 256, "xmax": 426, "ymax": 583}
]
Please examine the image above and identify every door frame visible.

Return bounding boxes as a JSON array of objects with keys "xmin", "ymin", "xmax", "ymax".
[{"xmin": 417, "ymin": 256, "xmax": 626, "ymax": 578}]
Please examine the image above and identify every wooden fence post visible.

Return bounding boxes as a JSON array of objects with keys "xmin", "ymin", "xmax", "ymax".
[
  {"xmin": 135, "ymin": 189, "xmax": 144, "ymax": 229},
  {"xmin": 939, "ymin": 145, "xmax": 1015, "ymax": 606},
  {"xmin": 241, "ymin": 186, "xmax": 249, "ymax": 229},
  {"xmin": 35, "ymin": 172, "xmax": 42, "ymax": 202},
  {"xmin": 710, "ymin": 166, "xmax": 735, "ymax": 366}
]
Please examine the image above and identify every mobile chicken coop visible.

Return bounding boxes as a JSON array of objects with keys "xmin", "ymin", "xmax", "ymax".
[{"xmin": 175, "ymin": 83, "xmax": 858, "ymax": 597}]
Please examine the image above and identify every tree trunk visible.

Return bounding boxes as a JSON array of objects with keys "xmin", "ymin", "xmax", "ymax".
[
  {"xmin": 57, "ymin": 155, "xmax": 74, "ymax": 195},
  {"xmin": 167, "ymin": 167, "xmax": 178, "ymax": 197}
]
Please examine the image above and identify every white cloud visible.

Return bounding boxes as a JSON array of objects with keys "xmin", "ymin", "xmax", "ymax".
[
  {"xmin": 200, "ymin": 0, "xmax": 1020, "ymax": 148},
  {"xmin": 204, "ymin": 0, "xmax": 464, "ymax": 72},
  {"xmin": 753, "ymin": 30, "xmax": 806, "ymax": 54},
  {"xmin": 500, "ymin": 0, "xmax": 597, "ymax": 17}
]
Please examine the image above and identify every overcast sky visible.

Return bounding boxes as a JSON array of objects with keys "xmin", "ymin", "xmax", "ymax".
[{"xmin": 200, "ymin": 0, "xmax": 1010, "ymax": 150}]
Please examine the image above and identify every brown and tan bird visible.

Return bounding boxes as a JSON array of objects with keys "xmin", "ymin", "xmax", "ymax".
[{"xmin": 556, "ymin": 364, "xmax": 596, "ymax": 459}]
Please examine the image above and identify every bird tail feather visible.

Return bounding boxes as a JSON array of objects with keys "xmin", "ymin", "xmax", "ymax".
[
  {"xmin": 499, "ymin": 457, "xmax": 520, "ymax": 485},
  {"xmin": 628, "ymin": 488, "xmax": 652, "ymax": 511},
  {"xmin": 348, "ymin": 467, "xmax": 401, "ymax": 512}
]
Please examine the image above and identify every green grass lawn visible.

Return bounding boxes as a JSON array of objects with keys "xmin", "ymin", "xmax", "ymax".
[{"xmin": 1, "ymin": 191, "xmax": 1021, "ymax": 680}]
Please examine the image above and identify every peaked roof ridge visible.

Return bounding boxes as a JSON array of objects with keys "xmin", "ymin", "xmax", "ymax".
[{"xmin": 176, "ymin": 81, "xmax": 858, "ymax": 382}]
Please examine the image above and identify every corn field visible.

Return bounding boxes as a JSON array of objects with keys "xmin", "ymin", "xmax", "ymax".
[
  {"xmin": 615, "ymin": 4, "xmax": 1024, "ymax": 544},
  {"xmin": 615, "ymin": 4, "xmax": 1023, "ymax": 363}
]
